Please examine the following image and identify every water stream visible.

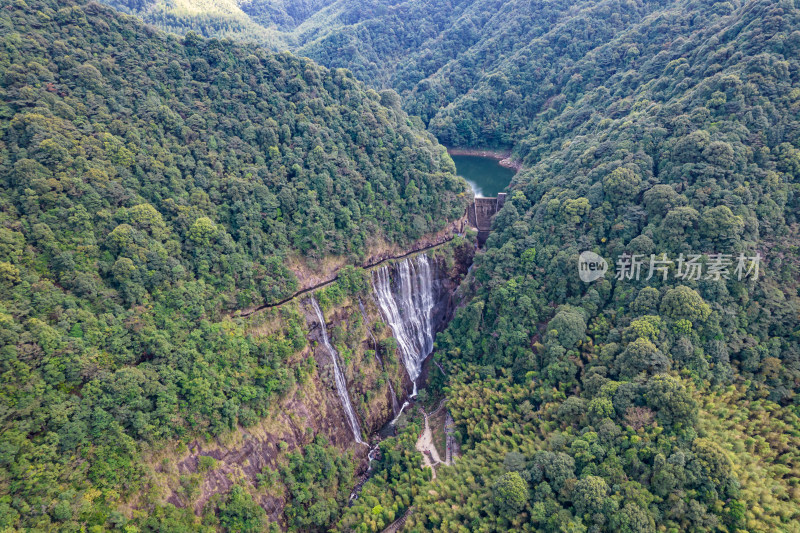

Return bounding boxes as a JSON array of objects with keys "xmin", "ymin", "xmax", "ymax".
[
  {"xmin": 309, "ymin": 297, "xmax": 365, "ymax": 445},
  {"xmin": 387, "ymin": 381, "xmax": 401, "ymax": 418},
  {"xmin": 390, "ymin": 401, "xmax": 410, "ymax": 426}
]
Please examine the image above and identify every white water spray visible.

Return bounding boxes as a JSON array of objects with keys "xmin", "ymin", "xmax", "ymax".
[
  {"xmin": 372, "ymin": 254, "xmax": 436, "ymax": 396},
  {"xmin": 309, "ymin": 297, "xmax": 364, "ymax": 445},
  {"xmin": 390, "ymin": 400, "xmax": 410, "ymax": 426}
]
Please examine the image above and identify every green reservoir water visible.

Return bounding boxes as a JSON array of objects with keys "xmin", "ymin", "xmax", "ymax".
[{"xmin": 451, "ymin": 154, "xmax": 516, "ymax": 198}]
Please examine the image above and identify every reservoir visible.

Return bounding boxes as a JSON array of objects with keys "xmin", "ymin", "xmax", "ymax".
[{"xmin": 451, "ymin": 154, "xmax": 516, "ymax": 198}]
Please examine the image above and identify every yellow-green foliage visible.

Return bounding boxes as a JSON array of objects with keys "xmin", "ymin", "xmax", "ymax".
[{"xmin": 696, "ymin": 386, "xmax": 800, "ymax": 532}]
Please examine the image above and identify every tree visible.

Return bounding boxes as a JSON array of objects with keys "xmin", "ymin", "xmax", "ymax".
[
  {"xmin": 643, "ymin": 184, "xmax": 684, "ymax": 219},
  {"xmin": 658, "ymin": 206, "xmax": 699, "ymax": 244},
  {"xmin": 630, "ymin": 287, "xmax": 661, "ymax": 314},
  {"xmin": 495, "ymin": 202, "xmax": 520, "ymax": 229},
  {"xmin": 644, "ymin": 375, "xmax": 697, "ymax": 429},
  {"xmin": 0, "ymin": 263, "xmax": 21, "ymax": 286},
  {"xmin": 703, "ymin": 140, "xmax": 735, "ymax": 169},
  {"xmin": 492, "ymin": 471, "xmax": 528, "ymax": 517},
  {"xmin": 699, "ymin": 205, "xmax": 744, "ymax": 244},
  {"xmin": 691, "ymin": 438, "xmax": 733, "ymax": 488},
  {"xmin": 610, "ymin": 502, "xmax": 655, "ymax": 533},
  {"xmin": 108, "ymin": 224, "xmax": 136, "ymax": 251},
  {"xmin": 660, "ymin": 286, "xmax": 711, "ymax": 323},
  {"xmin": 572, "ymin": 475, "xmax": 609, "ymax": 517},
  {"xmin": 218, "ymin": 486, "xmax": 267, "ymax": 533},
  {"xmin": 128, "ymin": 203, "xmax": 168, "ymax": 239},
  {"xmin": 546, "ymin": 306, "xmax": 587, "ymax": 349},
  {"xmin": 624, "ymin": 316, "xmax": 662, "ymax": 342},
  {"xmin": 188, "ymin": 217, "xmax": 218, "ymax": 246},
  {"xmin": 503, "ymin": 451, "xmax": 527, "ymax": 474},
  {"xmin": 529, "ymin": 452, "xmax": 576, "ymax": 491},
  {"xmin": 604, "ymin": 167, "xmax": 641, "ymax": 203},
  {"xmin": 614, "ymin": 338, "xmax": 670, "ymax": 378},
  {"xmin": 557, "ymin": 397, "xmax": 588, "ymax": 425}
]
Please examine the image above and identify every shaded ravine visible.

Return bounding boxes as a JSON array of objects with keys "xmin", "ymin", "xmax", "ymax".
[{"xmin": 236, "ymin": 234, "xmax": 462, "ymax": 318}]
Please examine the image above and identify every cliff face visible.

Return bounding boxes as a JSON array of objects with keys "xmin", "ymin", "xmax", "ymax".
[
  {"xmin": 162, "ymin": 352, "xmax": 353, "ymax": 520},
  {"xmin": 429, "ymin": 243, "xmax": 473, "ymax": 335},
  {"xmin": 144, "ymin": 238, "xmax": 474, "ymax": 524}
]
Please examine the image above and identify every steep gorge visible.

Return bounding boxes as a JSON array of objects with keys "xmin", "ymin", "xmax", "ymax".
[{"xmin": 144, "ymin": 238, "xmax": 474, "ymax": 524}]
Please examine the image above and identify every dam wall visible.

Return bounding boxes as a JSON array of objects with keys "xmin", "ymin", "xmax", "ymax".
[{"xmin": 467, "ymin": 193, "xmax": 506, "ymax": 245}]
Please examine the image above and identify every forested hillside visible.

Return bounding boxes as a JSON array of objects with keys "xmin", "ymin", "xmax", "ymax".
[
  {"xmin": 0, "ymin": 0, "xmax": 467, "ymax": 529},
  {"xmin": 98, "ymin": 0, "xmax": 751, "ymax": 149},
  {"xmin": 4, "ymin": 0, "xmax": 800, "ymax": 531},
  {"xmin": 103, "ymin": 0, "xmax": 339, "ymax": 34},
  {"xmin": 416, "ymin": 0, "xmax": 800, "ymax": 531}
]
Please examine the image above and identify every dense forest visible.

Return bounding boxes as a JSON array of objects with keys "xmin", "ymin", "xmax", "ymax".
[
  {"xmin": 103, "ymin": 0, "xmax": 793, "ymax": 151},
  {"xmin": 418, "ymin": 0, "xmax": 800, "ymax": 531},
  {"xmin": 247, "ymin": 0, "xmax": 799, "ymax": 531},
  {"xmin": 3, "ymin": 0, "xmax": 800, "ymax": 531},
  {"xmin": 0, "ymin": 0, "xmax": 468, "ymax": 529}
]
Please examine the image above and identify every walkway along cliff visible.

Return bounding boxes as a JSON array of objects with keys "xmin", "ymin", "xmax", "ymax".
[
  {"xmin": 236, "ymin": 216, "xmax": 468, "ymax": 317},
  {"xmin": 235, "ymin": 195, "xmax": 506, "ymax": 319}
]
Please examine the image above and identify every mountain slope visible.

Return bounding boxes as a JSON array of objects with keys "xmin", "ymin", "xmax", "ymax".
[
  {"xmin": 335, "ymin": 0, "xmax": 800, "ymax": 531},
  {"xmin": 93, "ymin": 0, "xmax": 687, "ymax": 148},
  {"xmin": 0, "ymin": 0, "xmax": 468, "ymax": 529}
]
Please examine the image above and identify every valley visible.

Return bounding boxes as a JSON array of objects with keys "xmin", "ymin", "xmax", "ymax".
[{"xmin": 1, "ymin": 1, "xmax": 800, "ymax": 532}]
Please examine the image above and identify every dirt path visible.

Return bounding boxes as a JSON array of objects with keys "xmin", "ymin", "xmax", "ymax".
[{"xmin": 415, "ymin": 410, "xmax": 443, "ymax": 478}]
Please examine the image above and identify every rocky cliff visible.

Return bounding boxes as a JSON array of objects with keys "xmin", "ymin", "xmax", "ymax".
[{"xmin": 141, "ymin": 237, "xmax": 474, "ymax": 526}]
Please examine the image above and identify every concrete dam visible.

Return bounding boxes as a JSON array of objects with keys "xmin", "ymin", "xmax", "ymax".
[{"xmin": 467, "ymin": 193, "xmax": 506, "ymax": 246}]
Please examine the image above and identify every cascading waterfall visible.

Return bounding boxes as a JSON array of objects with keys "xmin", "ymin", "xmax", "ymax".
[
  {"xmin": 308, "ymin": 297, "xmax": 364, "ymax": 445},
  {"xmin": 390, "ymin": 400, "xmax": 410, "ymax": 426},
  {"xmin": 372, "ymin": 253, "xmax": 436, "ymax": 396}
]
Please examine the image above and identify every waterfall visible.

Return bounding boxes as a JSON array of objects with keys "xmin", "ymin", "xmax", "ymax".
[
  {"xmin": 390, "ymin": 401, "xmax": 410, "ymax": 426},
  {"xmin": 372, "ymin": 253, "xmax": 436, "ymax": 396},
  {"xmin": 308, "ymin": 297, "xmax": 364, "ymax": 445}
]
